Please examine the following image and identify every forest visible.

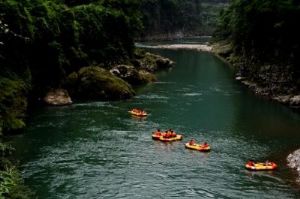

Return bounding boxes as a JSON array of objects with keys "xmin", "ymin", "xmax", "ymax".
[
  {"xmin": 0, "ymin": 0, "xmax": 143, "ymax": 134},
  {"xmin": 140, "ymin": 0, "xmax": 228, "ymax": 39},
  {"xmin": 214, "ymin": 0, "xmax": 300, "ymax": 99}
]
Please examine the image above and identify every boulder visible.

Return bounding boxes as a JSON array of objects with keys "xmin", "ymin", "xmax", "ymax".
[
  {"xmin": 289, "ymin": 95, "xmax": 300, "ymax": 106},
  {"xmin": 66, "ymin": 66, "xmax": 135, "ymax": 100},
  {"xmin": 43, "ymin": 89, "xmax": 72, "ymax": 106},
  {"xmin": 287, "ymin": 149, "xmax": 300, "ymax": 181},
  {"xmin": 135, "ymin": 52, "xmax": 174, "ymax": 72},
  {"xmin": 110, "ymin": 65, "xmax": 156, "ymax": 85},
  {"xmin": 272, "ymin": 95, "xmax": 291, "ymax": 104}
]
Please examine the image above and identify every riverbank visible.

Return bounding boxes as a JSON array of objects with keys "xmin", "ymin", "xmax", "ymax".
[
  {"xmin": 136, "ymin": 44, "xmax": 212, "ymax": 52},
  {"xmin": 211, "ymin": 42, "xmax": 300, "ymax": 109}
]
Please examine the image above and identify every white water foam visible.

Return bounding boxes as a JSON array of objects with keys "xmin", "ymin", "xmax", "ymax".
[
  {"xmin": 135, "ymin": 94, "xmax": 169, "ymax": 100},
  {"xmin": 183, "ymin": 92, "xmax": 202, "ymax": 97}
]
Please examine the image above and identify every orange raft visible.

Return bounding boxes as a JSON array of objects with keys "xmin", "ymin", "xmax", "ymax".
[
  {"xmin": 185, "ymin": 143, "xmax": 211, "ymax": 152},
  {"xmin": 152, "ymin": 132, "xmax": 163, "ymax": 140},
  {"xmin": 158, "ymin": 134, "xmax": 183, "ymax": 142},
  {"xmin": 128, "ymin": 109, "xmax": 148, "ymax": 117},
  {"xmin": 245, "ymin": 162, "xmax": 277, "ymax": 171}
]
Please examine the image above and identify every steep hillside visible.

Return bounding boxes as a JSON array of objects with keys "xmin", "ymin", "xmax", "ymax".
[
  {"xmin": 140, "ymin": 0, "xmax": 228, "ymax": 40},
  {"xmin": 213, "ymin": 0, "xmax": 300, "ymax": 107}
]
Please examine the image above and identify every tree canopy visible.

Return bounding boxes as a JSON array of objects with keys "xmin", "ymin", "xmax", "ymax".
[
  {"xmin": 140, "ymin": 0, "xmax": 228, "ymax": 37},
  {"xmin": 215, "ymin": 0, "xmax": 300, "ymax": 64},
  {"xmin": 0, "ymin": 0, "xmax": 143, "ymax": 88}
]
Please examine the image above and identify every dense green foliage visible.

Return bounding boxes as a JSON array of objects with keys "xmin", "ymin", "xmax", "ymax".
[
  {"xmin": 214, "ymin": 0, "xmax": 300, "ymax": 92},
  {"xmin": 0, "ymin": 78, "xmax": 29, "ymax": 134},
  {"xmin": 0, "ymin": 143, "xmax": 34, "ymax": 199},
  {"xmin": 215, "ymin": 0, "xmax": 300, "ymax": 65},
  {"xmin": 0, "ymin": 0, "xmax": 143, "ymax": 133},
  {"xmin": 0, "ymin": 0, "xmax": 142, "ymax": 88},
  {"xmin": 140, "ymin": 0, "xmax": 228, "ymax": 38}
]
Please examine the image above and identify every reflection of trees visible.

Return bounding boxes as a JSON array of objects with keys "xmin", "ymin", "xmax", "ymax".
[{"xmin": 231, "ymin": 90, "xmax": 300, "ymax": 140}]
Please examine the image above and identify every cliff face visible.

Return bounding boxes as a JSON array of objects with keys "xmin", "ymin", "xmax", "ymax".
[
  {"xmin": 213, "ymin": 41, "xmax": 300, "ymax": 108},
  {"xmin": 139, "ymin": 0, "xmax": 229, "ymax": 40},
  {"xmin": 213, "ymin": 0, "xmax": 300, "ymax": 108}
]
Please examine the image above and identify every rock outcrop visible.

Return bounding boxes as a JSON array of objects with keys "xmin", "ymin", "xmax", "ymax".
[
  {"xmin": 110, "ymin": 65, "xmax": 156, "ymax": 85},
  {"xmin": 287, "ymin": 149, "xmax": 300, "ymax": 181},
  {"xmin": 66, "ymin": 66, "xmax": 135, "ymax": 100},
  {"xmin": 43, "ymin": 89, "xmax": 72, "ymax": 106},
  {"xmin": 213, "ymin": 42, "xmax": 300, "ymax": 109},
  {"xmin": 134, "ymin": 51, "xmax": 174, "ymax": 72}
]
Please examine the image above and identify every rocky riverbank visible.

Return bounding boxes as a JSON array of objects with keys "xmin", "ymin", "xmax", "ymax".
[
  {"xmin": 45, "ymin": 51, "xmax": 173, "ymax": 105},
  {"xmin": 212, "ymin": 42, "xmax": 300, "ymax": 109},
  {"xmin": 287, "ymin": 149, "xmax": 300, "ymax": 182},
  {"xmin": 138, "ymin": 44, "xmax": 212, "ymax": 52}
]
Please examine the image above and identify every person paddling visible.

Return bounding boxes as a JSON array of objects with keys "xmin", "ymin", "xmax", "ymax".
[
  {"xmin": 247, "ymin": 160, "xmax": 255, "ymax": 166},
  {"xmin": 189, "ymin": 139, "xmax": 196, "ymax": 145},
  {"xmin": 202, "ymin": 142, "xmax": 209, "ymax": 147},
  {"xmin": 155, "ymin": 129, "xmax": 161, "ymax": 136}
]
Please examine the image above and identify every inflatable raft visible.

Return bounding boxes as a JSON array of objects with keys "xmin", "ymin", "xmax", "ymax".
[
  {"xmin": 185, "ymin": 143, "xmax": 211, "ymax": 152},
  {"xmin": 128, "ymin": 109, "xmax": 147, "ymax": 117},
  {"xmin": 159, "ymin": 134, "xmax": 183, "ymax": 142},
  {"xmin": 245, "ymin": 162, "xmax": 277, "ymax": 171},
  {"xmin": 152, "ymin": 132, "xmax": 163, "ymax": 140}
]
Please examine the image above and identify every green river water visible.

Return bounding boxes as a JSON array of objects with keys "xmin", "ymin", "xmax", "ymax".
[{"xmin": 12, "ymin": 48, "xmax": 300, "ymax": 198}]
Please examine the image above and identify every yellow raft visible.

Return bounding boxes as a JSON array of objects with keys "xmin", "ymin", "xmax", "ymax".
[
  {"xmin": 159, "ymin": 134, "xmax": 183, "ymax": 142},
  {"xmin": 185, "ymin": 143, "xmax": 211, "ymax": 152},
  {"xmin": 152, "ymin": 132, "xmax": 163, "ymax": 140},
  {"xmin": 245, "ymin": 162, "xmax": 277, "ymax": 171}
]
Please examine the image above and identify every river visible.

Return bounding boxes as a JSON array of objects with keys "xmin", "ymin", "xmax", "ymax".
[{"xmin": 12, "ymin": 48, "xmax": 300, "ymax": 198}]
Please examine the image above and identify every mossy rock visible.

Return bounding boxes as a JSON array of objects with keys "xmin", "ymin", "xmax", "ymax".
[
  {"xmin": 138, "ymin": 70, "xmax": 157, "ymax": 83},
  {"xmin": 134, "ymin": 51, "xmax": 174, "ymax": 72},
  {"xmin": 66, "ymin": 66, "xmax": 135, "ymax": 100},
  {"xmin": 110, "ymin": 65, "xmax": 156, "ymax": 86}
]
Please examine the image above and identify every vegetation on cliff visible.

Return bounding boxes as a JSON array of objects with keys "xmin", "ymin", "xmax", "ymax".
[
  {"xmin": 0, "ymin": 0, "xmax": 143, "ymax": 134},
  {"xmin": 214, "ymin": 0, "xmax": 300, "ymax": 104},
  {"xmin": 140, "ymin": 0, "xmax": 228, "ymax": 39},
  {"xmin": 0, "ymin": 143, "xmax": 35, "ymax": 198}
]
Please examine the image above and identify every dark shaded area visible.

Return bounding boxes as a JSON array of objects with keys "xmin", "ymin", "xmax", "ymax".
[
  {"xmin": 140, "ymin": 0, "xmax": 228, "ymax": 39},
  {"xmin": 214, "ymin": 0, "xmax": 300, "ymax": 98}
]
